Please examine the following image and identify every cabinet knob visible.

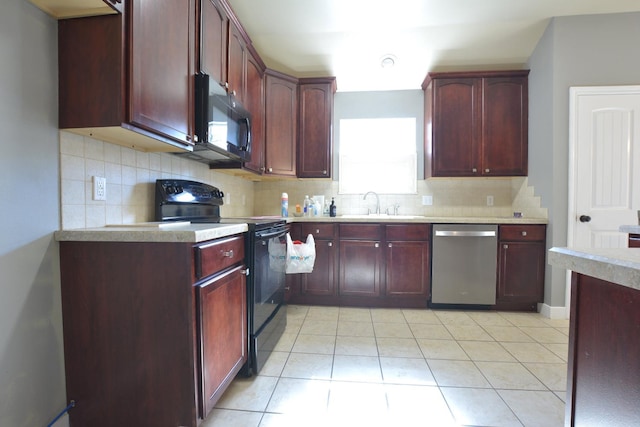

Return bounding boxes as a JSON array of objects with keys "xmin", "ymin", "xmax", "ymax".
[
  {"xmin": 374, "ymin": 243, "xmax": 380, "ymax": 248},
  {"xmin": 268, "ymin": 167, "xmax": 273, "ymax": 173},
  {"xmin": 328, "ymin": 242, "xmax": 333, "ymax": 247},
  {"xmin": 222, "ymin": 250, "xmax": 234, "ymax": 258},
  {"xmin": 388, "ymin": 243, "xmax": 393, "ymax": 248},
  {"xmin": 260, "ymin": 167, "xmax": 266, "ymax": 172},
  {"xmin": 503, "ymin": 244, "xmax": 509, "ymax": 249},
  {"xmin": 322, "ymin": 170, "xmax": 327, "ymax": 175},
  {"xmin": 485, "ymin": 168, "xmax": 490, "ymax": 173},
  {"xmin": 521, "ymin": 231, "xmax": 527, "ymax": 237},
  {"xmin": 315, "ymin": 229, "xmax": 320, "ymax": 234},
  {"xmin": 472, "ymin": 168, "xmax": 478, "ymax": 173},
  {"xmin": 241, "ymin": 268, "xmax": 250, "ymax": 276}
]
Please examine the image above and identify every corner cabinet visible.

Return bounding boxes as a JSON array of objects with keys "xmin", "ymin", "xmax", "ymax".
[
  {"xmin": 264, "ymin": 70, "xmax": 298, "ymax": 176},
  {"xmin": 59, "ymin": 234, "xmax": 247, "ymax": 426},
  {"xmin": 297, "ymin": 77, "xmax": 337, "ymax": 178},
  {"xmin": 58, "ymin": 0, "xmax": 196, "ymax": 152},
  {"xmin": 423, "ymin": 70, "xmax": 529, "ymax": 178},
  {"xmin": 495, "ymin": 224, "xmax": 546, "ymax": 311}
]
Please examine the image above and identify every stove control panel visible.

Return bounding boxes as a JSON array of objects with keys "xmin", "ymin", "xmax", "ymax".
[{"xmin": 156, "ymin": 179, "xmax": 224, "ymax": 205}]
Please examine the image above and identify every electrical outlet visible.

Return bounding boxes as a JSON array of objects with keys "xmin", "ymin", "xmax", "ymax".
[
  {"xmin": 486, "ymin": 195, "xmax": 494, "ymax": 206},
  {"xmin": 93, "ymin": 176, "xmax": 106, "ymax": 201},
  {"xmin": 422, "ymin": 195, "xmax": 433, "ymax": 206}
]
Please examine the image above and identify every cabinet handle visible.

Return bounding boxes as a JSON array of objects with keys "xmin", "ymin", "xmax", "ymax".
[
  {"xmin": 328, "ymin": 242, "xmax": 333, "ymax": 247},
  {"xmin": 222, "ymin": 250, "xmax": 234, "ymax": 258},
  {"xmin": 521, "ymin": 231, "xmax": 527, "ymax": 237},
  {"xmin": 472, "ymin": 168, "xmax": 478, "ymax": 173},
  {"xmin": 503, "ymin": 244, "xmax": 509, "ymax": 249}
]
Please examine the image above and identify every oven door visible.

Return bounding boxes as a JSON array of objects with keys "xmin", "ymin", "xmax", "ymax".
[{"xmin": 252, "ymin": 225, "xmax": 288, "ymax": 333}]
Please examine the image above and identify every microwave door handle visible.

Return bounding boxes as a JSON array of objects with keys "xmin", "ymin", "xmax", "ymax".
[{"xmin": 240, "ymin": 117, "xmax": 251, "ymax": 152}]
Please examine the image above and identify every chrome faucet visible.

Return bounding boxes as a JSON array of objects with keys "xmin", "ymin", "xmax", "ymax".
[{"xmin": 363, "ymin": 191, "xmax": 380, "ymax": 215}]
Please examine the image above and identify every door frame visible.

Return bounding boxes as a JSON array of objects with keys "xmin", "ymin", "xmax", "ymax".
[{"xmin": 566, "ymin": 85, "xmax": 640, "ymax": 317}]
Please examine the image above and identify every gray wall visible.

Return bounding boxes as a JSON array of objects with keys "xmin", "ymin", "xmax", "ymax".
[
  {"xmin": 0, "ymin": 1, "xmax": 67, "ymax": 426},
  {"xmin": 527, "ymin": 12, "xmax": 640, "ymax": 307}
]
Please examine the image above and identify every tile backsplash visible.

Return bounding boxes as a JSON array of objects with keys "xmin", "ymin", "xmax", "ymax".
[{"xmin": 59, "ymin": 131, "xmax": 546, "ymax": 230}]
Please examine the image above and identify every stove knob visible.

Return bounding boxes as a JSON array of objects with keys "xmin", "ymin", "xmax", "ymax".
[
  {"xmin": 175, "ymin": 186, "xmax": 183, "ymax": 194},
  {"xmin": 165, "ymin": 186, "xmax": 175, "ymax": 194},
  {"xmin": 219, "ymin": 190, "xmax": 224, "ymax": 198}
]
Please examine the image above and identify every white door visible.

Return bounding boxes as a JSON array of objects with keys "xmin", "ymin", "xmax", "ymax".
[{"xmin": 567, "ymin": 86, "xmax": 640, "ymax": 314}]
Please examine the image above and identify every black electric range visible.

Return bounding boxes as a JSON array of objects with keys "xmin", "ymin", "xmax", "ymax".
[{"xmin": 155, "ymin": 179, "xmax": 288, "ymax": 376}]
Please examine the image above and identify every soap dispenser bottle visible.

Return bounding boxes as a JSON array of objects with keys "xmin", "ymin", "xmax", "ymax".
[{"xmin": 329, "ymin": 197, "xmax": 337, "ymax": 217}]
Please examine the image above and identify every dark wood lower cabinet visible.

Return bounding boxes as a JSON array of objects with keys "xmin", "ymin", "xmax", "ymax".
[
  {"xmin": 495, "ymin": 224, "xmax": 546, "ymax": 311},
  {"xmin": 287, "ymin": 223, "xmax": 429, "ymax": 308},
  {"xmin": 566, "ymin": 273, "xmax": 640, "ymax": 426},
  {"xmin": 59, "ymin": 236, "xmax": 247, "ymax": 427},
  {"xmin": 629, "ymin": 233, "xmax": 640, "ymax": 247}
]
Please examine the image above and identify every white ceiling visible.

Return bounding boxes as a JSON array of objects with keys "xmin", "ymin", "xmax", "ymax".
[{"xmin": 226, "ymin": 0, "xmax": 640, "ymax": 92}]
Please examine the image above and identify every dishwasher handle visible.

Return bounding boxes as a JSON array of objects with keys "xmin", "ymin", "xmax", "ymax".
[{"xmin": 435, "ymin": 230, "xmax": 497, "ymax": 237}]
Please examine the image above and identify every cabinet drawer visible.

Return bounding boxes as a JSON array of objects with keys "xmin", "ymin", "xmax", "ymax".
[
  {"xmin": 339, "ymin": 224, "xmax": 382, "ymax": 240},
  {"xmin": 385, "ymin": 224, "xmax": 430, "ymax": 241},
  {"xmin": 195, "ymin": 235, "xmax": 245, "ymax": 280},
  {"xmin": 499, "ymin": 225, "xmax": 546, "ymax": 242},
  {"xmin": 300, "ymin": 223, "xmax": 337, "ymax": 239}
]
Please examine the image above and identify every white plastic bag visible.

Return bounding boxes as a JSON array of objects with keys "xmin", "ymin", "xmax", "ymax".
[
  {"xmin": 285, "ymin": 233, "xmax": 316, "ymax": 274},
  {"xmin": 268, "ymin": 235, "xmax": 287, "ymax": 273}
]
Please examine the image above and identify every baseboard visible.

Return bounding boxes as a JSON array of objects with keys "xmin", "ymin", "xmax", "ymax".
[{"xmin": 539, "ymin": 303, "xmax": 569, "ymax": 319}]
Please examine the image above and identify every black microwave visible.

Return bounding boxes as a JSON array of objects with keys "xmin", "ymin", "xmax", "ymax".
[{"xmin": 190, "ymin": 73, "xmax": 252, "ymax": 168}]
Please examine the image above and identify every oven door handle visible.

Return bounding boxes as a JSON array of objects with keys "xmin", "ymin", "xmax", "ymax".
[{"xmin": 256, "ymin": 229, "xmax": 288, "ymax": 240}]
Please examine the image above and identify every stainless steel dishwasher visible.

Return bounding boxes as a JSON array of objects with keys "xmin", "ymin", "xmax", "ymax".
[{"xmin": 431, "ymin": 224, "xmax": 498, "ymax": 306}]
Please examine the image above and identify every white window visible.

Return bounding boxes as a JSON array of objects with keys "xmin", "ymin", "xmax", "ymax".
[{"xmin": 338, "ymin": 117, "xmax": 417, "ymax": 194}]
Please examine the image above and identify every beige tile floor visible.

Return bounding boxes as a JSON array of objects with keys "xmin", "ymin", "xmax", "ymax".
[{"xmin": 203, "ymin": 305, "xmax": 568, "ymax": 427}]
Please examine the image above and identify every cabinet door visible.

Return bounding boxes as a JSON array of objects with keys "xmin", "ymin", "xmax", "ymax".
[
  {"xmin": 497, "ymin": 241, "xmax": 545, "ymax": 306},
  {"xmin": 386, "ymin": 240, "xmax": 429, "ymax": 297},
  {"xmin": 265, "ymin": 72, "xmax": 298, "ymax": 176},
  {"xmin": 129, "ymin": 0, "xmax": 195, "ymax": 145},
  {"xmin": 198, "ymin": 265, "xmax": 247, "ymax": 418},
  {"xmin": 339, "ymin": 240, "xmax": 382, "ymax": 297},
  {"xmin": 297, "ymin": 79, "xmax": 336, "ymax": 178},
  {"xmin": 629, "ymin": 234, "xmax": 640, "ymax": 248},
  {"xmin": 200, "ymin": 0, "xmax": 228, "ymax": 85},
  {"xmin": 301, "ymin": 238, "xmax": 337, "ymax": 296},
  {"xmin": 227, "ymin": 20, "xmax": 247, "ymax": 104},
  {"xmin": 431, "ymin": 78, "xmax": 481, "ymax": 176},
  {"xmin": 482, "ymin": 76, "xmax": 528, "ymax": 176},
  {"xmin": 243, "ymin": 53, "xmax": 266, "ymax": 174}
]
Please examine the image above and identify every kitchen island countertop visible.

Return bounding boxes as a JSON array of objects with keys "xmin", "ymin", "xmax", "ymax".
[
  {"xmin": 54, "ymin": 222, "xmax": 248, "ymax": 243},
  {"xmin": 548, "ymin": 246, "xmax": 640, "ymax": 291}
]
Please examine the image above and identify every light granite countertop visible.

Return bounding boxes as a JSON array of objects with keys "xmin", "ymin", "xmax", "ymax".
[
  {"xmin": 289, "ymin": 215, "xmax": 548, "ymax": 224},
  {"xmin": 620, "ymin": 224, "xmax": 640, "ymax": 234},
  {"xmin": 54, "ymin": 215, "xmax": 547, "ymax": 244},
  {"xmin": 54, "ymin": 222, "xmax": 248, "ymax": 243},
  {"xmin": 548, "ymin": 247, "xmax": 640, "ymax": 291}
]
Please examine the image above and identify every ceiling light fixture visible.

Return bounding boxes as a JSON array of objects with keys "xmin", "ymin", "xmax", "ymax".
[{"xmin": 380, "ymin": 54, "xmax": 396, "ymax": 69}]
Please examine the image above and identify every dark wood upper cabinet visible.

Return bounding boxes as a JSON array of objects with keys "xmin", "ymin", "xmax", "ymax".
[
  {"xmin": 242, "ymin": 52, "xmax": 266, "ymax": 174},
  {"xmin": 199, "ymin": 0, "xmax": 228, "ymax": 86},
  {"xmin": 423, "ymin": 70, "xmax": 529, "ymax": 178},
  {"xmin": 297, "ymin": 77, "xmax": 337, "ymax": 178},
  {"xmin": 264, "ymin": 70, "xmax": 298, "ymax": 177},
  {"xmin": 58, "ymin": 0, "xmax": 195, "ymax": 151},
  {"xmin": 226, "ymin": 20, "xmax": 247, "ymax": 104}
]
